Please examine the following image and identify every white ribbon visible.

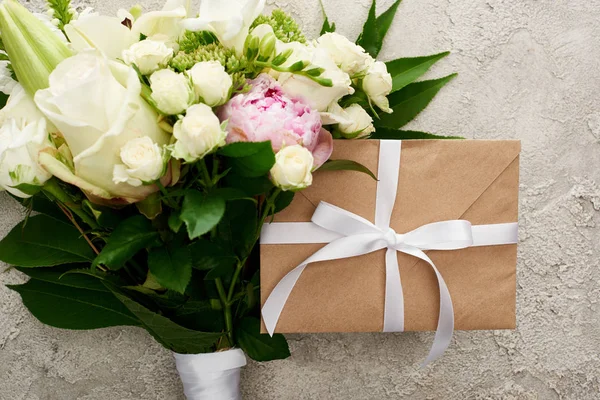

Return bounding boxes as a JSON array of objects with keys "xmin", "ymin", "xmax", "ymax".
[
  {"xmin": 261, "ymin": 140, "xmax": 518, "ymax": 365},
  {"xmin": 174, "ymin": 349, "xmax": 247, "ymax": 400}
]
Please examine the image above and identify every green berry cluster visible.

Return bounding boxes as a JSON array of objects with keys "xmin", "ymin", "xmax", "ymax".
[
  {"xmin": 251, "ymin": 10, "xmax": 306, "ymax": 44},
  {"xmin": 170, "ymin": 43, "xmax": 249, "ymax": 73},
  {"xmin": 177, "ymin": 31, "xmax": 218, "ymax": 54}
]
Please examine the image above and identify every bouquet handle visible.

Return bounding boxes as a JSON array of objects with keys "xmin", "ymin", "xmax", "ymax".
[{"xmin": 174, "ymin": 349, "xmax": 247, "ymax": 400}]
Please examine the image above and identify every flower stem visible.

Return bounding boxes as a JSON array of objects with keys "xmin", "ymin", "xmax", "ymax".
[
  {"xmin": 215, "ymin": 278, "xmax": 234, "ymax": 345},
  {"xmin": 198, "ymin": 158, "xmax": 213, "ymax": 190}
]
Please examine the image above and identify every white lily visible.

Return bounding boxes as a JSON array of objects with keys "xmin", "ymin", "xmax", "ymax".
[
  {"xmin": 64, "ymin": 0, "xmax": 190, "ymax": 59},
  {"xmin": 183, "ymin": 0, "xmax": 266, "ymax": 55}
]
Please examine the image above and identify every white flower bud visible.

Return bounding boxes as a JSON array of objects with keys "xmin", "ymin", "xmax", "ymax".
[
  {"xmin": 270, "ymin": 145, "xmax": 314, "ymax": 191},
  {"xmin": 113, "ymin": 137, "xmax": 165, "ymax": 186},
  {"xmin": 337, "ymin": 104, "xmax": 375, "ymax": 138},
  {"xmin": 188, "ymin": 61, "xmax": 233, "ymax": 107},
  {"xmin": 172, "ymin": 104, "xmax": 227, "ymax": 163},
  {"xmin": 249, "ymin": 24, "xmax": 277, "ymax": 61},
  {"xmin": 363, "ymin": 60, "xmax": 393, "ymax": 114},
  {"xmin": 317, "ymin": 32, "xmax": 373, "ymax": 76},
  {"xmin": 150, "ymin": 69, "xmax": 194, "ymax": 115},
  {"xmin": 122, "ymin": 39, "xmax": 174, "ymax": 75}
]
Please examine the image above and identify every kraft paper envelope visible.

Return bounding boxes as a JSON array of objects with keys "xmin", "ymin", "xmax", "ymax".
[{"xmin": 261, "ymin": 139, "xmax": 520, "ymax": 333}]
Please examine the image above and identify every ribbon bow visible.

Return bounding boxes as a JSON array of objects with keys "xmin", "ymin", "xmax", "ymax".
[{"xmin": 261, "ymin": 140, "xmax": 518, "ymax": 365}]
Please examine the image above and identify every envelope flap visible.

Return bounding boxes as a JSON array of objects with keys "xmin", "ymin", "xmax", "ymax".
[
  {"xmin": 275, "ymin": 140, "xmax": 521, "ymax": 231},
  {"xmin": 392, "ymin": 140, "xmax": 521, "ymax": 231}
]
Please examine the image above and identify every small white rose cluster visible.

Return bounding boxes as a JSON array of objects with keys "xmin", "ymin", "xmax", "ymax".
[{"xmin": 316, "ymin": 33, "xmax": 393, "ymax": 137}]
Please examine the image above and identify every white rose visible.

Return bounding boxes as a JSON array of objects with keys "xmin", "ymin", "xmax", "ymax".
[
  {"xmin": 317, "ymin": 32, "xmax": 373, "ymax": 76},
  {"xmin": 275, "ymin": 42, "xmax": 354, "ymax": 113},
  {"xmin": 183, "ymin": 0, "xmax": 265, "ymax": 56},
  {"xmin": 0, "ymin": 85, "xmax": 54, "ymax": 198},
  {"xmin": 113, "ymin": 137, "xmax": 165, "ymax": 187},
  {"xmin": 188, "ymin": 61, "xmax": 233, "ymax": 107},
  {"xmin": 363, "ymin": 60, "xmax": 393, "ymax": 114},
  {"xmin": 336, "ymin": 104, "xmax": 375, "ymax": 138},
  {"xmin": 150, "ymin": 69, "xmax": 194, "ymax": 115},
  {"xmin": 123, "ymin": 39, "xmax": 174, "ymax": 75},
  {"xmin": 172, "ymin": 103, "xmax": 227, "ymax": 163},
  {"xmin": 270, "ymin": 145, "xmax": 314, "ymax": 191},
  {"xmin": 34, "ymin": 51, "xmax": 170, "ymax": 204}
]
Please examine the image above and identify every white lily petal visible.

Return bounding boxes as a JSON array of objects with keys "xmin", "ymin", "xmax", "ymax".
[{"xmin": 65, "ymin": 15, "xmax": 137, "ymax": 59}]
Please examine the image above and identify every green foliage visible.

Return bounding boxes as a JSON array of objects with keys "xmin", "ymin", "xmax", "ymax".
[
  {"xmin": 370, "ymin": 129, "xmax": 464, "ymax": 140},
  {"xmin": 251, "ymin": 10, "xmax": 306, "ymax": 44},
  {"xmin": 8, "ymin": 278, "xmax": 140, "ymax": 329},
  {"xmin": 319, "ymin": 0, "xmax": 336, "ymax": 34},
  {"xmin": 148, "ymin": 246, "xmax": 192, "ymax": 294},
  {"xmin": 46, "ymin": 0, "xmax": 75, "ymax": 30},
  {"xmin": 356, "ymin": 0, "xmax": 403, "ymax": 58},
  {"xmin": 376, "ymin": 74, "xmax": 457, "ymax": 129},
  {"xmin": 180, "ymin": 191, "xmax": 226, "ymax": 240},
  {"xmin": 189, "ymin": 239, "xmax": 237, "ymax": 271},
  {"xmin": 317, "ymin": 159, "xmax": 378, "ymax": 180},
  {"xmin": 386, "ymin": 52, "xmax": 450, "ymax": 92},
  {"xmin": 0, "ymin": 214, "xmax": 94, "ymax": 267},
  {"xmin": 109, "ymin": 287, "xmax": 224, "ymax": 354},
  {"xmin": 218, "ymin": 141, "xmax": 276, "ymax": 178},
  {"xmin": 93, "ymin": 216, "xmax": 160, "ymax": 270},
  {"xmin": 0, "ymin": 91, "xmax": 8, "ymax": 109},
  {"xmin": 217, "ymin": 199, "xmax": 258, "ymax": 260},
  {"xmin": 235, "ymin": 317, "xmax": 291, "ymax": 362}
]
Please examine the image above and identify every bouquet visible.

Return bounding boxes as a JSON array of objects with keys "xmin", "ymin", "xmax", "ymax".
[{"xmin": 0, "ymin": 0, "xmax": 455, "ymax": 398}]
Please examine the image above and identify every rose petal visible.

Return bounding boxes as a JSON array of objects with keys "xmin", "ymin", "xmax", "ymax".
[{"xmin": 312, "ymin": 128, "xmax": 334, "ymax": 170}]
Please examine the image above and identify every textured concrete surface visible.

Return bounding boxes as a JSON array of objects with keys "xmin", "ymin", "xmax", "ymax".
[{"xmin": 1, "ymin": 0, "xmax": 600, "ymax": 398}]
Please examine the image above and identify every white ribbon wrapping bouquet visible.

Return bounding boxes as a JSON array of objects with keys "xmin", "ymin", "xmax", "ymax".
[{"xmin": 261, "ymin": 140, "xmax": 518, "ymax": 365}]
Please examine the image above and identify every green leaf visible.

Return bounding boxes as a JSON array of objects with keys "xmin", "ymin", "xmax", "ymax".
[
  {"xmin": 370, "ymin": 128, "xmax": 464, "ymax": 140},
  {"xmin": 15, "ymin": 265, "xmax": 108, "ymax": 292},
  {"xmin": 93, "ymin": 216, "xmax": 159, "ymax": 270},
  {"xmin": 180, "ymin": 191, "xmax": 226, "ymax": 240},
  {"xmin": 317, "ymin": 159, "xmax": 378, "ymax": 180},
  {"xmin": 0, "ymin": 91, "xmax": 8, "ymax": 109},
  {"xmin": 376, "ymin": 74, "xmax": 457, "ymax": 129},
  {"xmin": 273, "ymin": 191, "xmax": 295, "ymax": 213},
  {"xmin": 386, "ymin": 51, "xmax": 450, "ymax": 92},
  {"xmin": 235, "ymin": 317, "xmax": 290, "ymax": 362},
  {"xmin": 17, "ymin": 194, "xmax": 68, "ymax": 223},
  {"xmin": 204, "ymin": 262, "xmax": 235, "ymax": 281},
  {"xmin": 0, "ymin": 214, "xmax": 94, "ymax": 267},
  {"xmin": 136, "ymin": 192, "xmax": 162, "ymax": 220},
  {"xmin": 218, "ymin": 200, "xmax": 258, "ymax": 259},
  {"xmin": 8, "ymin": 279, "xmax": 140, "ymax": 329},
  {"xmin": 356, "ymin": 0, "xmax": 381, "ymax": 58},
  {"xmin": 171, "ymin": 300, "xmax": 224, "ymax": 332},
  {"xmin": 224, "ymin": 173, "xmax": 274, "ymax": 196},
  {"xmin": 109, "ymin": 287, "xmax": 223, "ymax": 354},
  {"xmin": 148, "ymin": 246, "xmax": 192, "ymax": 294},
  {"xmin": 375, "ymin": 0, "xmax": 402, "ymax": 49},
  {"xmin": 218, "ymin": 141, "xmax": 276, "ymax": 177},
  {"xmin": 189, "ymin": 239, "xmax": 237, "ymax": 271},
  {"xmin": 212, "ymin": 188, "xmax": 257, "ymax": 203},
  {"xmin": 319, "ymin": 0, "xmax": 336, "ymax": 34}
]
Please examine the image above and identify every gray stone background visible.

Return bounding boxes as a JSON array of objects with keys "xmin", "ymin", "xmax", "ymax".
[{"xmin": 1, "ymin": 0, "xmax": 599, "ymax": 398}]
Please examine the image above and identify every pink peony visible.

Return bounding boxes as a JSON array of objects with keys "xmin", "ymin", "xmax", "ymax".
[{"xmin": 219, "ymin": 74, "xmax": 333, "ymax": 169}]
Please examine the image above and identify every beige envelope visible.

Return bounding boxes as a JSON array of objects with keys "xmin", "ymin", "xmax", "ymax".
[{"xmin": 261, "ymin": 139, "xmax": 520, "ymax": 333}]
